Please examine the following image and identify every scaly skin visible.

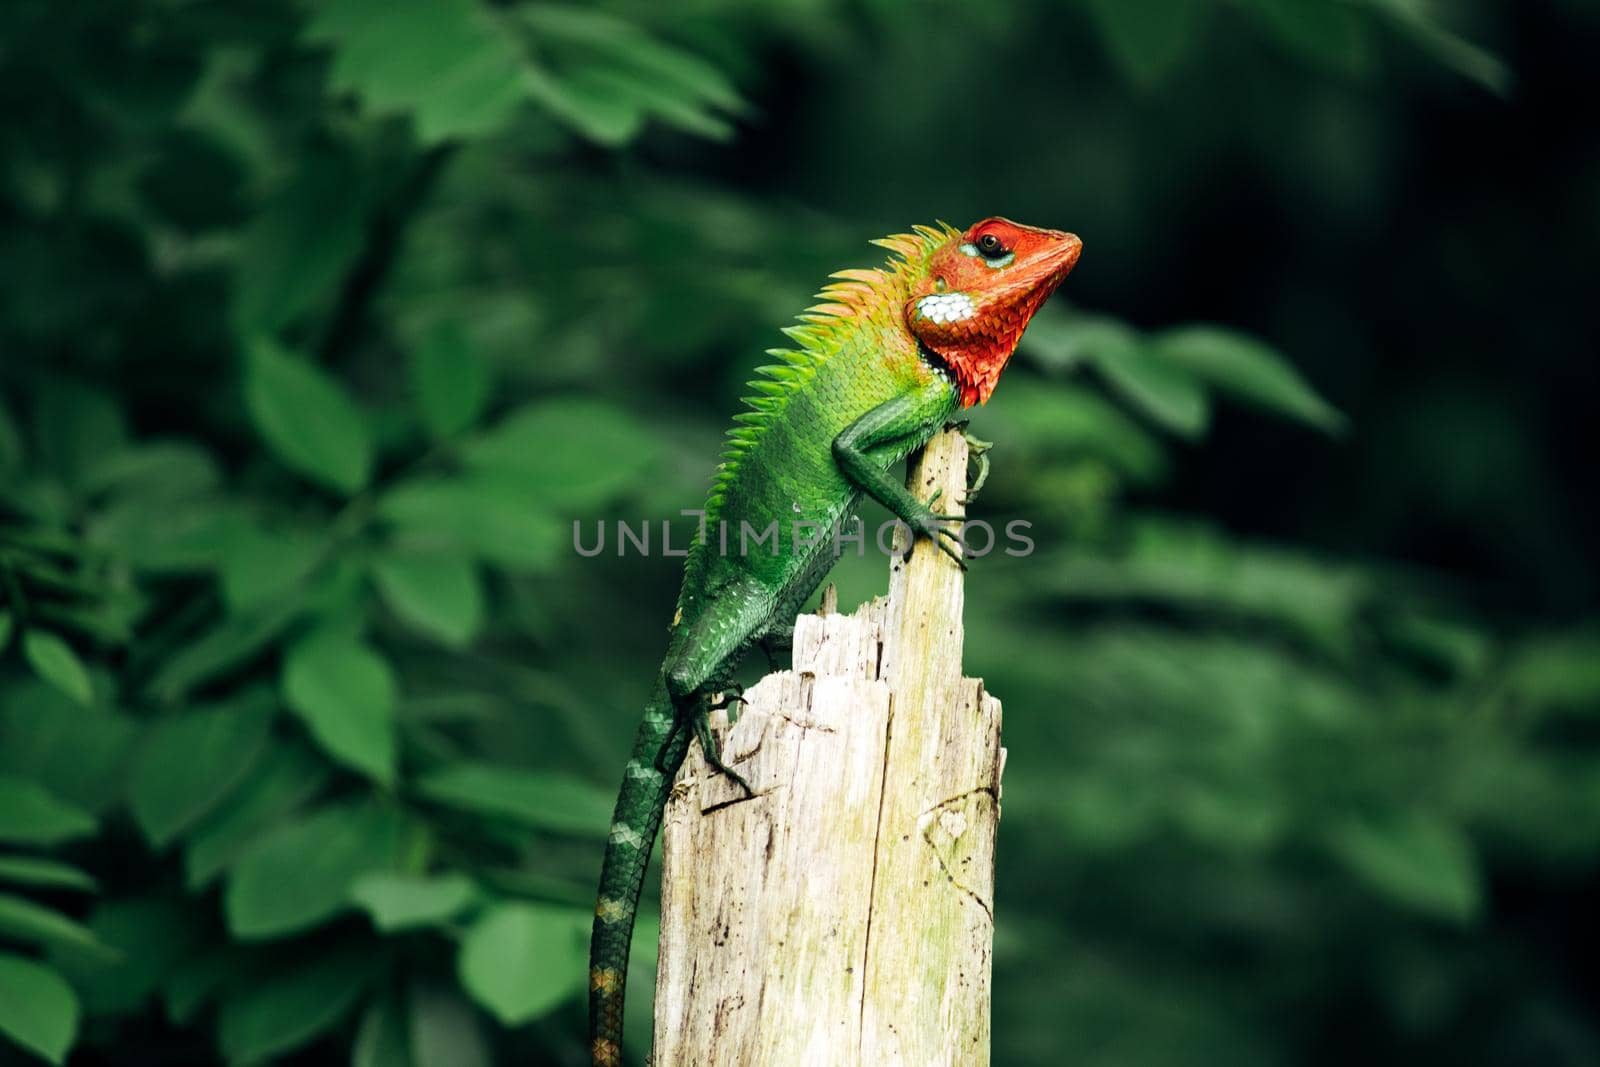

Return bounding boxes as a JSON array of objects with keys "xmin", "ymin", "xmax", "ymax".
[{"xmin": 589, "ymin": 218, "xmax": 1081, "ymax": 1066}]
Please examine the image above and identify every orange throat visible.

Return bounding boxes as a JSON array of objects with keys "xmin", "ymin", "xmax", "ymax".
[{"xmin": 924, "ymin": 282, "xmax": 1062, "ymax": 407}]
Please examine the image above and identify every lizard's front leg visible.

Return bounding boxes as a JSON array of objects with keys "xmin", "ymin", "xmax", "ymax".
[{"xmin": 832, "ymin": 380, "xmax": 967, "ymax": 568}]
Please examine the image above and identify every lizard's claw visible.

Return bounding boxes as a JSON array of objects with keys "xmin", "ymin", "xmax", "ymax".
[
  {"xmin": 923, "ymin": 487, "xmax": 976, "ymax": 521},
  {"xmin": 915, "ymin": 491, "xmax": 969, "ymax": 570},
  {"xmin": 694, "ymin": 712, "xmax": 752, "ymax": 796},
  {"xmin": 960, "ymin": 429, "xmax": 993, "ymax": 506},
  {"xmin": 959, "ymin": 462, "xmax": 988, "ymax": 506},
  {"xmin": 707, "ymin": 681, "xmax": 744, "ymax": 708},
  {"xmin": 922, "ymin": 490, "xmax": 968, "ymax": 523},
  {"xmin": 933, "ymin": 525, "xmax": 968, "ymax": 570},
  {"xmin": 707, "ymin": 682, "xmax": 745, "ymax": 723}
]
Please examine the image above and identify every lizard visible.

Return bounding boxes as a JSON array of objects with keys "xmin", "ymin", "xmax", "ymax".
[{"xmin": 588, "ymin": 217, "xmax": 1082, "ymax": 1066}]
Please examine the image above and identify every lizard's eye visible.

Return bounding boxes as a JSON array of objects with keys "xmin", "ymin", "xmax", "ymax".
[{"xmin": 976, "ymin": 233, "xmax": 1007, "ymax": 259}]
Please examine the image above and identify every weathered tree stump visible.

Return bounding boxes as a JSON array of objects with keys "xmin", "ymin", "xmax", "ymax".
[{"xmin": 654, "ymin": 429, "xmax": 1004, "ymax": 1066}]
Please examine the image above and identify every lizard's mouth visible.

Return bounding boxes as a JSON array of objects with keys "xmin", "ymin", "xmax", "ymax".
[{"xmin": 1033, "ymin": 231, "xmax": 1083, "ymax": 291}]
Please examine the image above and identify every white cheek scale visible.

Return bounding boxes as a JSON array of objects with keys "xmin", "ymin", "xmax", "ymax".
[{"xmin": 914, "ymin": 291, "xmax": 977, "ymax": 325}]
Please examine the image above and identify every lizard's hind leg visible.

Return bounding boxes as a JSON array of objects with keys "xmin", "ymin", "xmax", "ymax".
[
  {"xmin": 693, "ymin": 710, "xmax": 752, "ymax": 795},
  {"xmin": 661, "ymin": 580, "xmax": 772, "ymax": 795},
  {"xmin": 651, "ymin": 690, "xmax": 753, "ymax": 795},
  {"xmin": 758, "ymin": 623, "xmax": 794, "ymax": 669}
]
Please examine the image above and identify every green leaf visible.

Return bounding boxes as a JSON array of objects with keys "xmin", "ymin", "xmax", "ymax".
[
  {"xmin": 219, "ymin": 523, "xmax": 325, "ymax": 613},
  {"xmin": 457, "ymin": 902, "xmax": 587, "ymax": 1025},
  {"xmin": 0, "ymin": 894, "xmax": 106, "ymax": 954},
  {"xmin": 184, "ymin": 743, "xmax": 332, "ymax": 889},
  {"xmin": 518, "ymin": 6, "xmax": 745, "ymax": 144},
  {"xmin": 21, "ymin": 631, "xmax": 92, "ymax": 706},
  {"xmin": 1376, "ymin": 609, "xmax": 1491, "ymax": 680},
  {"xmin": 0, "ymin": 776, "xmax": 96, "ymax": 846},
  {"xmin": 232, "ymin": 148, "xmax": 367, "ymax": 336},
  {"xmin": 218, "ymin": 947, "xmax": 377, "ymax": 1065},
  {"xmin": 146, "ymin": 596, "xmax": 305, "ymax": 705},
  {"xmin": 1325, "ymin": 811, "xmax": 1481, "ymax": 922},
  {"xmin": 307, "ymin": 0, "xmax": 531, "ymax": 143},
  {"xmin": 48, "ymin": 897, "xmax": 198, "ymax": 1016},
  {"xmin": 33, "ymin": 380, "xmax": 128, "ymax": 490},
  {"xmin": 350, "ymin": 872, "xmax": 477, "ymax": 932},
  {"xmin": 282, "ymin": 631, "xmax": 398, "ymax": 785},
  {"xmin": 162, "ymin": 946, "xmax": 236, "ymax": 1026},
  {"xmin": 989, "ymin": 383, "xmax": 1169, "ymax": 486},
  {"xmin": 244, "ymin": 336, "xmax": 372, "ymax": 495},
  {"xmin": 224, "ymin": 801, "xmax": 407, "ymax": 940},
  {"xmin": 372, "ymin": 551, "xmax": 484, "ymax": 648},
  {"xmin": 81, "ymin": 441, "xmax": 220, "ymax": 501},
  {"xmin": 1505, "ymin": 628, "xmax": 1600, "ymax": 708},
  {"xmin": 0, "ymin": 685, "xmax": 135, "ymax": 815},
  {"xmin": 0, "ymin": 856, "xmax": 96, "ymax": 893},
  {"xmin": 380, "ymin": 475, "xmax": 563, "ymax": 571},
  {"xmin": 1068, "ymin": 318, "xmax": 1210, "ymax": 437},
  {"xmin": 415, "ymin": 762, "xmax": 613, "ymax": 837},
  {"xmin": 1367, "ymin": 0, "xmax": 1510, "ymax": 95},
  {"xmin": 0, "ymin": 953, "xmax": 79, "ymax": 1066},
  {"xmin": 563, "ymin": 64, "xmax": 732, "ymax": 142},
  {"xmin": 1151, "ymin": 325, "xmax": 1345, "ymax": 432},
  {"xmin": 0, "ymin": 612, "xmax": 12, "ymax": 653},
  {"xmin": 461, "ymin": 399, "xmax": 656, "ymax": 508},
  {"xmin": 522, "ymin": 62, "xmax": 643, "ymax": 146},
  {"xmin": 1249, "ymin": 0, "xmax": 1373, "ymax": 76},
  {"xmin": 521, "ymin": 6, "xmax": 744, "ymax": 114},
  {"xmin": 408, "ymin": 320, "xmax": 491, "ymax": 439},
  {"xmin": 1036, "ymin": 518, "xmax": 1371, "ymax": 658},
  {"xmin": 407, "ymin": 981, "xmax": 490, "ymax": 1067},
  {"xmin": 88, "ymin": 496, "xmax": 246, "ymax": 574},
  {"xmin": 1084, "ymin": 0, "xmax": 1202, "ymax": 87},
  {"xmin": 1102, "ymin": 345, "xmax": 1210, "ymax": 438},
  {"xmin": 129, "ymin": 692, "xmax": 277, "ymax": 847},
  {"xmin": 352, "ymin": 990, "xmax": 412, "ymax": 1067}
]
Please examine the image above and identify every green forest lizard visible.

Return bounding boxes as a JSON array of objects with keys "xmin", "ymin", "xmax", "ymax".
[{"xmin": 589, "ymin": 217, "xmax": 1082, "ymax": 1066}]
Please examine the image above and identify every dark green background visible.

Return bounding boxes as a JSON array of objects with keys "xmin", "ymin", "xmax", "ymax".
[{"xmin": 1, "ymin": 1, "xmax": 1597, "ymax": 1064}]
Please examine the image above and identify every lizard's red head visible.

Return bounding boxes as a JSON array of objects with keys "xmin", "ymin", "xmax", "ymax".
[{"xmin": 907, "ymin": 218, "xmax": 1082, "ymax": 406}]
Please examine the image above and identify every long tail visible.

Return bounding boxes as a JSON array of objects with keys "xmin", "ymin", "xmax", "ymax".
[{"xmin": 590, "ymin": 679, "xmax": 688, "ymax": 1067}]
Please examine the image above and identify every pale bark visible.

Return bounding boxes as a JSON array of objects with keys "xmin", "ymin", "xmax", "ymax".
[{"xmin": 654, "ymin": 428, "xmax": 1004, "ymax": 1066}]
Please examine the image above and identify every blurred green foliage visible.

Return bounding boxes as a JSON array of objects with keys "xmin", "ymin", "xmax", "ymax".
[{"xmin": 1, "ymin": 0, "xmax": 1596, "ymax": 1065}]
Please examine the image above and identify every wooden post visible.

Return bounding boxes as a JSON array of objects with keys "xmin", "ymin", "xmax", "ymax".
[{"xmin": 654, "ymin": 428, "xmax": 1004, "ymax": 1066}]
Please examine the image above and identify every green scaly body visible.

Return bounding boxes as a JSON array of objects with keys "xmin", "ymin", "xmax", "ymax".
[{"xmin": 587, "ymin": 225, "xmax": 962, "ymax": 1065}]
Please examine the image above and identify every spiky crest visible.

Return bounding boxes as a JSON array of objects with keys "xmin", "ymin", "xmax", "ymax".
[{"xmin": 698, "ymin": 222, "xmax": 960, "ymax": 527}]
